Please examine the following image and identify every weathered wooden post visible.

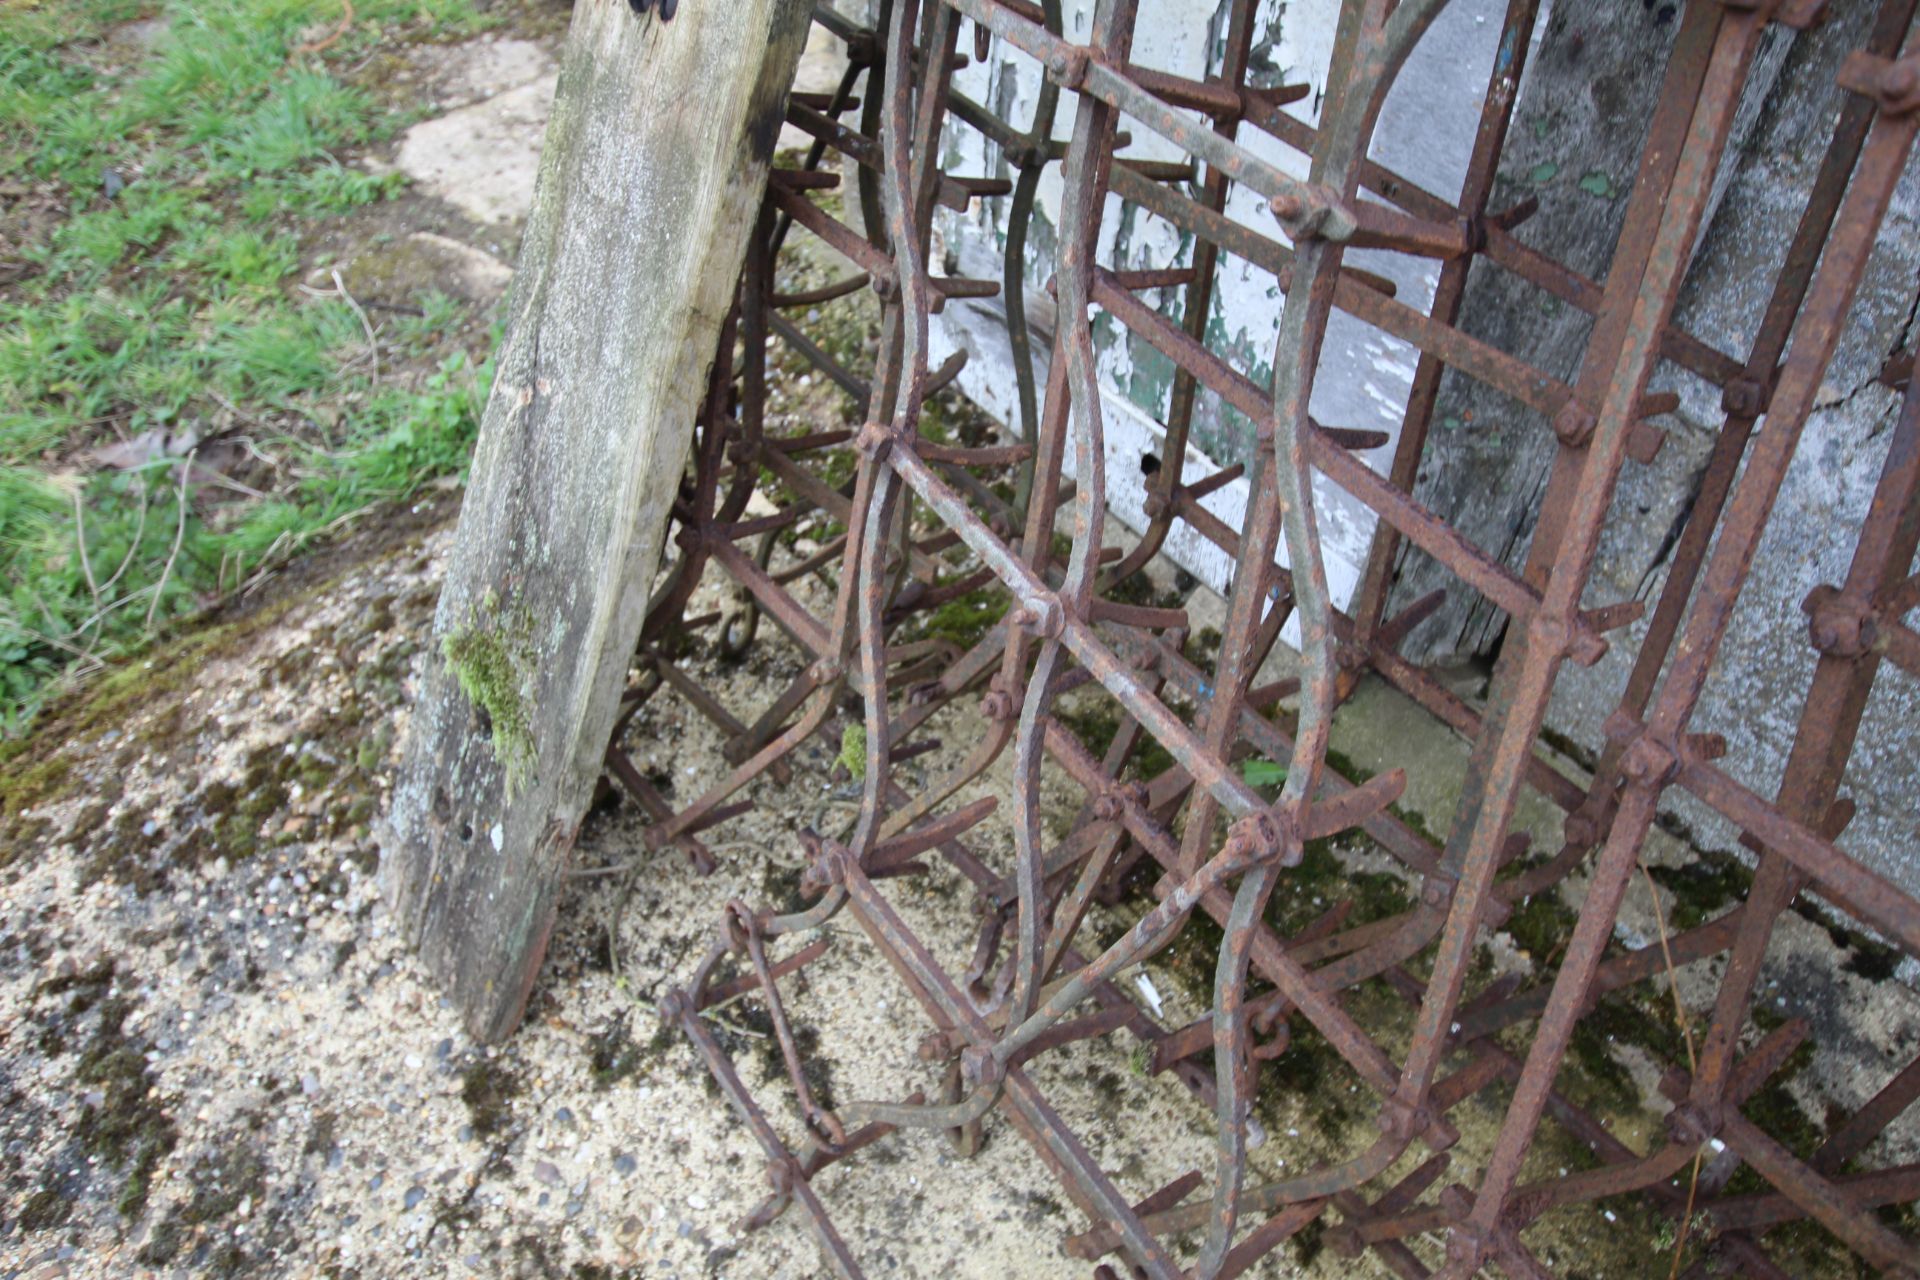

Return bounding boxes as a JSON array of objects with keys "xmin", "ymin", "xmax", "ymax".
[{"xmin": 383, "ymin": 0, "xmax": 811, "ymax": 1043}]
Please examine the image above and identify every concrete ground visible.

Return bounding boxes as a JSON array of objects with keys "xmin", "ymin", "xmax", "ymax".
[{"xmin": 6, "ymin": 492, "xmax": 1914, "ymax": 1277}]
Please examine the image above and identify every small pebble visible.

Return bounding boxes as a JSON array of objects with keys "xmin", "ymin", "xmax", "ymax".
[
  {"xmin": 534, "ymin": 1161, "xmax": 562, "ymax": 1187},
  {"xmin": 612, "ymin": 1153, "xmax": 637, "ymax": 1176},
  {"xmin": 404, "ymin": 1186, "xmax": 425, "ymax": 1211},
  {"xmin": 554, "ymin": 1106, "xmax": 574, "ymax": 1125}
]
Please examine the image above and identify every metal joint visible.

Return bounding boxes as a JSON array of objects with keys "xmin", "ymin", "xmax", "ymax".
[
  {"xmin": 855, "ymin": 419, "xmax": 895, "ymax": 459},
  {"xmin": 1229, "ymin": 808, "xmax": 1294, "ymax": 868},
  {"xmin": 799, "ymin": 833, "xmax": 853, "ymax": 895},
  {"xmin": 1721, "ymin": 372, "xmax": 1771, "ymax": 419},
  {"xmin": 1804, "ymin": 584, "xmax": 1879, "ymax": 658},
  {"xmin": 1839, "ymin": 51, "xmax": 1920, "ymax": 115},
  {"xmin": 1665, "ymin": 1099, "xmax": 1723, "ymax": 1147},
  {"xmin": 1621, "ymin": 731, "xmax": 1680, "ymax": 789},
  {"xmin": 1377, "ymin": 1095, "xmax": 1432, "ymax": 1143},
  {"xmin": 1550, "ymin": 399, "xmax": 1598, "ymax": 448},
  {"xmin": 1269, "ymin": 189, "xmax": 1357, "ymax": 243},
  {"xmin": 1013, "ymin": 595, "xmax": 1064, "ymax": 639},
  {"xmin": 960, "ymin": 1044, "xmax": 1004, "ymax": 1089},
  {"xmin": 765, "ymin": 1154, "xmax": 801, "ymax": 1197},
  {"xmin": 1045, "ymin": 47, "xmax": 1090, "ymax": 90},
  {"xmin": 1438, "ymin": 1184, "xmax": 1491, "ymax": 1264},
  {"xmin": 980, "ymin": 679, "xmax": 1020, "ymax": 721}
]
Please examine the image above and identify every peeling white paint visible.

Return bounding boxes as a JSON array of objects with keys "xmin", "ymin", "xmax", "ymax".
[{"xmin": 928, "ymin": 0, "xmax": 1511, "ymax": 615}]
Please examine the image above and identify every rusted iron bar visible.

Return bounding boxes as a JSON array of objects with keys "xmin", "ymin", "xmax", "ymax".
[{"xmin": 603, "ymin": 0, "xmax": 1920, "ymax": 1275}]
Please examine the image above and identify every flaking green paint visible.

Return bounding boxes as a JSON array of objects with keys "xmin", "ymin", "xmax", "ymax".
[{"xmin": 1125, "ymin": 339, "xmax": 1178, "ymax": 419}]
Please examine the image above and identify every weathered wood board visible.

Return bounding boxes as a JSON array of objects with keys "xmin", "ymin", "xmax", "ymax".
[{"xmin": 383, "ymin": 0, "xmax": 811, "ymax": 1043}]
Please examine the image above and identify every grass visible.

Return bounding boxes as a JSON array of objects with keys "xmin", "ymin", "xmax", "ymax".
[{"xmin": 0, "ymin": 0, "xmax": 500, "ymax": 736}]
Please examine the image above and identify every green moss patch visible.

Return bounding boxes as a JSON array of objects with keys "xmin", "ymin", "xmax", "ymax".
[
  {"xmin": 442, "ymin": 603, "xmax": 536, "ymax": 797},
  {"xmin": 836, "ymin": 722, "xmax": 867, "ymax": 780},
  {"xmin": 1267, "ymin": 836, "xmax": 1412, "ymax": 939},
  {"xmin": 0, "ymin": 590, "xmax": 311, "ymax": 832},
  {"xmin": 1647, "ymin": 850, "xmax": 1751, "ymax": 932},
  {"xmin": 459, "ymin": 1059, "xmax": 523, "ymax": 1137},
  {"xmin": 586, "ymin": 1019, "xmax": 645, "ymax": 1090},
  {"xmin": 1503, "ymin": 882, "xmax": 1578, "ymax": 965},
  {"xmin": 30, "ymin": 962, "xmax": 179, "ymax": 1221},
  {"xmin": 905, "ymin": 581, "xmax": 1009, "ymax": 653}
]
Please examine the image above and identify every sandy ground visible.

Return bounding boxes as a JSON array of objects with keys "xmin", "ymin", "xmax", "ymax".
[
  {"xmin": 0, "ymin": 521, "xmax": 1356, "ymax": 1280},
  {"xmin": 4, "ymin": 15, "xmax": 1919, "ymax": 1280}
]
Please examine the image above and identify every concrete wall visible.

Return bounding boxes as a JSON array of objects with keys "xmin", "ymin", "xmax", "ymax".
[
  {"xmin": 1399, "ymin": 3, "xmax": 1919, "ymax": 897},
  {"xmin": 923, "ymin": 1, "xmax": 1920, "ymax": 893}
]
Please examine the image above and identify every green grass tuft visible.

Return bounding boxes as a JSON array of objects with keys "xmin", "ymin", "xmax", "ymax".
[{"xmin": 0, "ymin": 0, "xmax": 495, "ymax": 733}]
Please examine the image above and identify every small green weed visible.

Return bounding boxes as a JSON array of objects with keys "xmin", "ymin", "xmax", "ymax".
[{"xmin": 1240, "ymin": 756, "xmax": 1286, "ymax": 788}]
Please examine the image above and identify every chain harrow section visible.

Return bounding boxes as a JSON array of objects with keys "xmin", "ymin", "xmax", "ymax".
[{"xmin": 606, "ymin": 0, "xmax": 1920, "ymax": 1274}]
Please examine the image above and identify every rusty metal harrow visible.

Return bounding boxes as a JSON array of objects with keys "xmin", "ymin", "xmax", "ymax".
[{"xmin": 605, "ymin": 0, "xmax": 1920, "ymax": 1274}]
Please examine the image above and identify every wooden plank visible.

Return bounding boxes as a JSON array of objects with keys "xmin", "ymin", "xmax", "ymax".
[{"xmin": 382, "ymin": 0, "xmax": 811, "ymax": 1043}]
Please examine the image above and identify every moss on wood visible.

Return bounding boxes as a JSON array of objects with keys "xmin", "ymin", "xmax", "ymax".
[{"xmin": 442, "ymin": 597, "xmax": 537, "ymax": 797}]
